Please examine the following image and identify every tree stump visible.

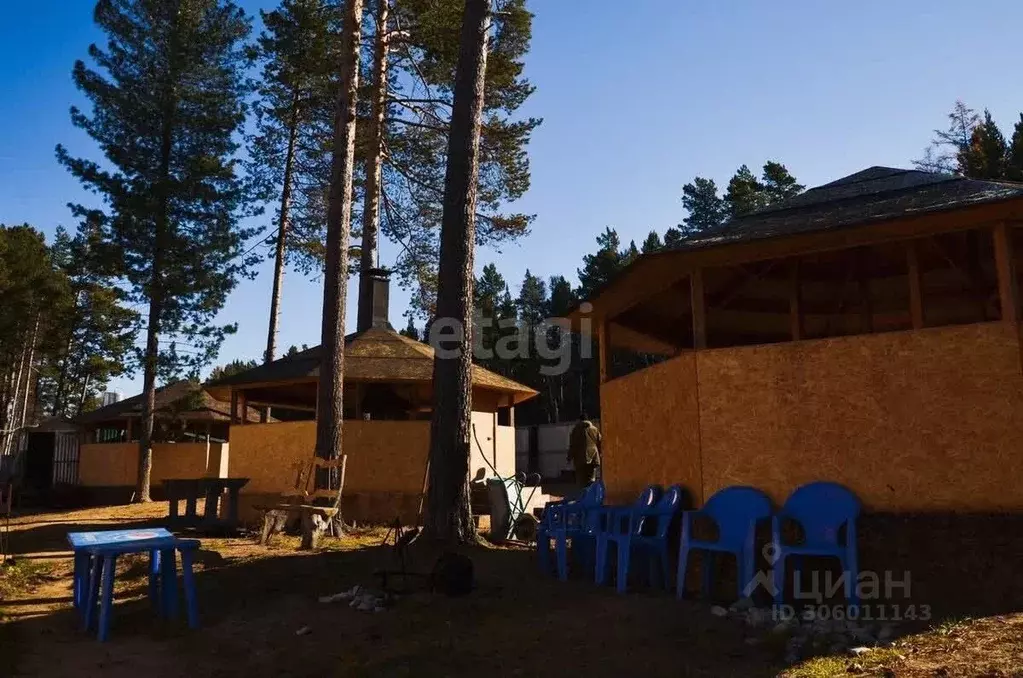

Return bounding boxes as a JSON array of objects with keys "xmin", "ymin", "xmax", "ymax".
[
  {"xmin": 301, "ymin": 511, "xmax": 329, "ymax": 550},
  {"xmin": 259, "ymin": 509, "xmax": 289, "ymax": 545}
]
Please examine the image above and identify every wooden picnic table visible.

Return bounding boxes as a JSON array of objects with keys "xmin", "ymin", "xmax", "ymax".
[{"xmin": 163, "ymin": 477, "xmax": 249, "ymax": 533}]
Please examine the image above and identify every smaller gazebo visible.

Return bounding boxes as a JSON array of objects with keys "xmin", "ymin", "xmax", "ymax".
[
  {"xmin": 75, "ymin": 380, "xmax": 262, "ymax": 444},
  {"xmin": 204, "ymin": 269, "xmax": 538, "ymax": 524},
  {"xmin": 73, "ymin": 381, "xmax": 263, "ymax": 501}
]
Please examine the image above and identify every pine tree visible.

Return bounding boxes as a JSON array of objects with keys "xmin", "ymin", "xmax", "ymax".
[
  {"xmin": 517, "ymin": 269, "xmax": 547, "ymax": 327},
  {"xmin": 207, "ymin": 359, "xmax": 259, "ymax": 382},
  {"xmin": 315, "ymin": 0, "xmax": 364, "ymax": 519},
  {"xmin": 381, "ymin": 0, "xmax": 539, "ymax": 320},
  {"xmin": 0, "ymin": 225, "xmax": 69, "ymax": 455},
  {"xmin": 577, "ymin": 227, "xmax": 628, "ymax": 299},
  {"xmin": 725, "ymin": 165, "xmax": 766, "ymax": 218},
  {"xmin": 761, "ymin": 161, "xmax": 804, "ymax": 204},
  {"xmin": 57, "ymin": 0, "xmax": 257, "ymax": 501},
  {"xmin": 961, "ymin": 110, "xmax": 1008, "ymax": 180},
  {"xmin": 424, "ymin": 0, "xmax": 491, "ymax": 544},
  {"xmin": 399, "ymin": 316, "xmax": 420, "ymax": 341},
  {"xmin": 915, "ymin": 100, "xmax": 980, "ymax": 174},
  {"xmin": 641, "ymin": 231, "xmax": 663, "ymax": 253},
  {"xmin": 680, "ymin": 177, "xmax": 726, "ymax": 236},
  {"xmin": 248, "ymin": 0, "xmax": 339, "ymax": 365},
  {"xmin": 1007, "ymin": 114, "xmax": 1023, "ymax": 182},
  {"xmin": 42, "ymin": 224, "xmax": 137, "ymax": 418},
  {"xmin": 358, "ymin": 0, "xmax": 392, "ymax": 276}
]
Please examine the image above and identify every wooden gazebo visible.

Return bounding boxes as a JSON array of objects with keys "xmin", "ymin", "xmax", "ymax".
[{"xmin": 567, "ymin": 167, "xmax": 1023, "ymax": 512}]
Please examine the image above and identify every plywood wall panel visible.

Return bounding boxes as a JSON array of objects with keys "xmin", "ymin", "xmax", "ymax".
[
  {"xmin": 697, "ymin": 322, "xmax": 1023, "ymax": 511},
  {"xmin": 600, "ymin": 353, "xmax": 703, "ymax": 503}
]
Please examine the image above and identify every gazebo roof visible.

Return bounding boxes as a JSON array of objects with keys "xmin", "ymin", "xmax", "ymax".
[
  {"xmin": 75, "ymin": 380, "xmax": 264, "ymax": 426},
  {"xmin": 205, "ymin": 326, "xmax": 539, "ymax": 406},
  {"xmin": 676, "ymin": 167, "xmax": 1023, "ymax": 251},
  {"xmin": 567, "ymin": 166, "xmax": 1023, "ymax": 324}
]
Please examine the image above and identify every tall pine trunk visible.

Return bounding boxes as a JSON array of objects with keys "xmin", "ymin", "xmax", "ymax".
[
  {"xmin": 137, "ymin": 64, "xmax": 176, "ymax": 503},
  {"xmin": 266, "ymin": 92, "xmax": 301, "ymax": 366},
  {"xmin": 423, "ymin": 0, "xmax": 491, "ymax": 544},
  {"xmin": 315, "ymin": 0, "xmax": 364, "ymax": 506},
  {"xmin": 360, "ymin": 0, "xmax": 390, "ymax": 273}
]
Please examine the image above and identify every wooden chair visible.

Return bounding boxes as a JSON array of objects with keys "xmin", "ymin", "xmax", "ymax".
[{"xmin": 254, "ymin": 455, "xmax": 347, "ymax": 549}]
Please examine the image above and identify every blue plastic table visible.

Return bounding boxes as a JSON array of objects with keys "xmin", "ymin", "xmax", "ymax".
[
  {"xmin": 67, "ymin": 529, "xmax": 176, "ymax": 612},
  {"xmin": 67, "ymin": 529, "xmax": 199, "ymax": 641}
]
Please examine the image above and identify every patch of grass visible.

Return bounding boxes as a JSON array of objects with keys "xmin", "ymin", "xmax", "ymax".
[
  {"xmin": 931, "ymin": 615, "xmax": 972, "ymax": 636},
  {"xmin": 0, "ymin": 560, "xmax": 50, "ymax": 601},
  {"xmin": 784, "ymin": 646, "xmax": 905, "ymax": 678}
]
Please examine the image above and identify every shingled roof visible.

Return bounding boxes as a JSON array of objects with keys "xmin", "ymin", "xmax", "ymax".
[
  {"xmin": 205, "ymin": 326, "xmax": 538, "ymax": 405},
  {"xmin": 677, "ymin": 166, "xmax": 1023, "ymax": 251},
  {"xmin": 564, "ymin": 166, "xmax": 1023, "ymax": 324},
  {"xmin": 75, "ymin": 380, "xmax": 264, "ymax": 425}
]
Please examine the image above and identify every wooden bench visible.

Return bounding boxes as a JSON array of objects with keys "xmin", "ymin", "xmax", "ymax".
[{"xmin": 254, "ymin": 455, "xmax": 346, "ymax": 549}]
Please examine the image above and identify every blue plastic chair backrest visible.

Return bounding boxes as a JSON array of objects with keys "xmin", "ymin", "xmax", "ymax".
[
  {"xmin": 581, "ymin": 479, "xmax": 606, "ymax": 507},
  {"xmin": 646, "ymin": 484, "xmax": 683, "ymax": 538},
  {"xmin": 702, "ymin": 485, "xmax": 773, "ymax": 548},
  {"xmin": 781, "ymin": 481, "xmax": 860, "ymax": 546}
]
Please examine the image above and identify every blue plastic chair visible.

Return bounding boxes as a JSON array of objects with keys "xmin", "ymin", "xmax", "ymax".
[
  {"xmin": 771, "ymin": 481, "xmax": 860, "ymax": 609},
  {"xmin": 537, "ymin": 480, "xmax": 605, "ymax": 580},
  {"xmin": 677, "ymin": 486, "xmax": 772, "ymax": 600},
  {"xmin": 597, "ymin": 485, "xmax": 683, "ymax": 593}
]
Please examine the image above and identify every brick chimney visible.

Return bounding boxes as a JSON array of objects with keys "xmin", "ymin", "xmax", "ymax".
[{"xmin": 357, "ymin": 267, "xmax": 393, "ymax": 332}]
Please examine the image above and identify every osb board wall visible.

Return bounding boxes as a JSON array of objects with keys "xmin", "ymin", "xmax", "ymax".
[
  {"xmin": 79, "ymin": 443, "xmax": 137, "ymax": 486},
  {"xmin": 600, "ymin": 352, "xmax": 703, "ymax": 504},
  {"xmin": 495, "ymin": 426, "xmax": 516, "ymax": 479},
  {"xmin": 228, "ymin": 419, "xmax": 432, "ymax": 496},
  {"xmin": 697, "ymin": 322, "xmax": 1023, "ymax": 511},
  {"xmin": 79, "ymin": 443, "xmax": 223, "ymax": 487},
  {"xmin": 469, "ymin": 410, "xmax": 497, "ymax": 482}
]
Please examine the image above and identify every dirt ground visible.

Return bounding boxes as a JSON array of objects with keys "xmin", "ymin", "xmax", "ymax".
[{"xmin": 0, "ymin": 504, "xmax": 1020, "ymax": 678}]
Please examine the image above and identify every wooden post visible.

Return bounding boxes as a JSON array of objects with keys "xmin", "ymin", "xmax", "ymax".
[
  {"xmin": 993, "ymin": 222, "xmax": 1019, "ymax": 325},
  {"xmin": 596, "ymin": 318, "xmax": 608, "ymax": 384},
  {"xmin": 788, "ymin": 259, "xmax": 803, "ymax": 341},
  {"xmin": 237, "ymin": 391, "xmax": 248, "ymax": 425},
  {"xmin": 125, "ymin": 418, "xmax": 133, "ymax": 443},
  {"xmin": 229, "ymin": 390, "xmax": 239, "ymax": 425},
  {"xmin": 690, "ymin": 269, "xmax": 707, "ymax": 350},
  {"xmin": 906, "ymin": 240, "xmax": 924, "ymax": 330}
]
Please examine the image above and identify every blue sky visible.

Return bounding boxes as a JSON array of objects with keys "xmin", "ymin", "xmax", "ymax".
[{"xmin": 3, "ymin": 0, "xmax": 1023, "ymax": 395}]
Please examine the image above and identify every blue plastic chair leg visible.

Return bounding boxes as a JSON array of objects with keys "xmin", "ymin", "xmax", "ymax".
[
  {"xmin": 660, "ymin": 545, "xmax": 671, "ymax": 590},
  {"xmin": 97, "ymin": 555, "xmax": 117, "ymax": 642},
  {"xmin": 702, "ymin": 552, "xmax": 715, "ymax": 600},
  {"xmin": 555, "ymin": 534, "xmax": 569, "ymax": 582},
  {"xmin": 595, "ymin": 536, "xmax": 609, "ymax": 585},
  {"xmin": 180, "ymin": 549, "xmax": 199, "ymax": 630},
  {"xmin": 676, "ymin": 544, "xmax": 690, "ymax": 599},
  {"xmin": 844, "ymin": 551, "xmax": 859, "ymax": 611},
  {"xmin": 83, "ymin": 555, "xmax": 103, "ymax": 632},
  {"xmin": 161, "ymin": 547, "xmax": 178, "ymax": 619},
  {"xmin": 537, "ymin": 533, "xmax": 550, "ymax": 573},
  {"xmin": 773, "ymin": 553, "xmax": 786, "ymax": 605},
  {"xmin": 72, "ymin": 551, "xmax": 90, "ymax": 610},
  {"xmin": 615, "ymin": 537, "xmax": 631, "ymax": 594},
  {"xmin": 738, "ymin": 551, "xmax": 753, "ymax": 600}
]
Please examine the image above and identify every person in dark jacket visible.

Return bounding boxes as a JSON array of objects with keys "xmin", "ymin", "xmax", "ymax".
[{"xmin": 568, "ymin": 414, "xmax": 602, "ymax": 487}]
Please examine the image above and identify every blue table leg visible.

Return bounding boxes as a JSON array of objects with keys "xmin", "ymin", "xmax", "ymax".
[
  {"xmin": 161, "ymin": 547, "xmax": 178, "ymax": 619},
  {"xmin": 148, "ymin": 549, "xmax": 162, "ymax": 614},
  {"xmin": 97, "ymin": 555, "xmax": 117, "ymax": 642},
  {"xmin": 83, "ymin": 555, "xmax": 103, "ymax": 632},
  {"xmin": 180, "ymin": 548, "xmax": 199, "ymax": 629},
  {"xmin": 72, "ymin": 551, "xmax": 90, "ymax": 610}
]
